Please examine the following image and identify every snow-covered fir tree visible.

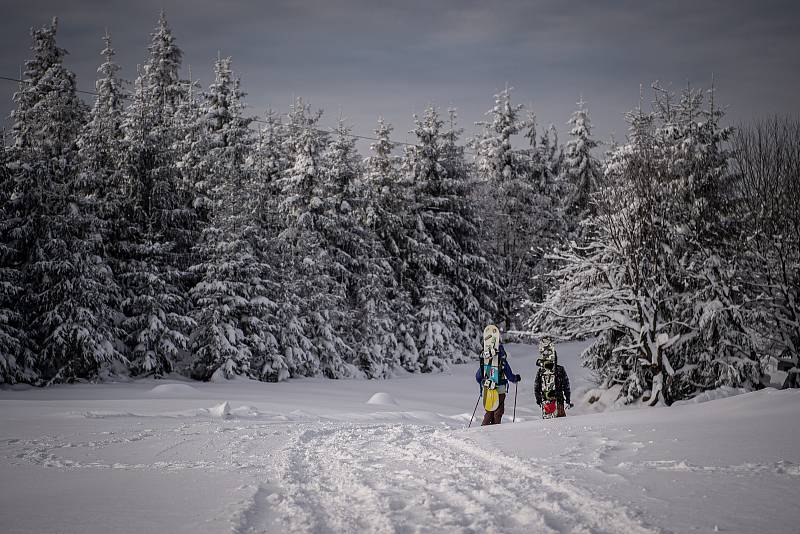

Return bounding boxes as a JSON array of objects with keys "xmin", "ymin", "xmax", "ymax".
[
  {"xmin": 75, "ymin": 30, "xmax": 127, "ymax": 326},
  {"xmin": 473, "ymin": 88, "xmax": 559, "ymax": 329},
  {"xmin": 538, "ymin": 123, "xmax": 564, "ymax": 189},
  {"xmin": 530, "ymin": 85, "xmax": 758, "ymax": 405},
  {"xmin": 145, "ymin": 13, "xmax": 195, "ymax": 256},
  {"xmin": 415, "ymin": 272, "xmax": 459, "ymax": 373},
  {"xmin": 362, "ymin": 118, "xmax": 419, "ymax": 372},
  {"xmin": 78, "ymin": 31, "xmax": 125, "ymax": 189},
  {"xmin": 278, "ymin": 99, "xmax": 358, "ymax": 378},
  {"xmin": 473, "ymin": 88, "xmax": 532, "ymax": 186},
  {"xmin": 658, "ymin": 84, "xmax": 757, "ymax": 398},
  {"xmin": 189, "ymin": 57, "xmax": 270, "ymax": 381},
  {"xmin": 562, "ymin": 98, "xmax": 600, "ymax": 226},
  {"xmin": 174, "ymin": 66, "xmax": 207, "ymax": 234},
  {"xmin": 529, "ymin": 123, "xmax": 569, "ymax": 311},
  {"xmin": 0, "ymin": 148, "xmax": 35, "ymax": 383},
  {"xmin": 142, "ymin": 11, "xmax": 184, "ymax": 125},
  {"xmin": 403, "ymin": 106, "xmax": 474, "ymax": 371},
  {"xmin": 122, "ymin": 12, "xmax": 194, "ymax": 253},
  {"xmin": 120, "ymin": 14, "xmax": 194, "ymax": 377},
  {"xmin": 9, "ymin": 19, "xmax": 125, "ymax": 383},
  {"xmin": 252, "ymin": 109, "xmax": 287, "ymax": 212},
  {"xmin": 322, "ymin": 118, "xmax": 402, "ymax": 378},
  {"xmin": 246, "ymin": 108, "xmax": 312, "ymax": 382},
  {"xmin": 322, "ymin": 121, "xmax": 368, "ymax": 315},
  {"xmin": 440, "ymin": 109, "xmax": 494, "ymax": 354}
]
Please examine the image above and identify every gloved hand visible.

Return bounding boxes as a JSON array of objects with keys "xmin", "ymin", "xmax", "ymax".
[
  {"xmin": 515, "ymin": 374, "xmax": 522, "ymax": 382},
  {"xmin": 567, "ymin": 402, "xmax": 574, "ymax": 409}
]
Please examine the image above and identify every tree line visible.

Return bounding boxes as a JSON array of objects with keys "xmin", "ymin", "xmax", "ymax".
[
  {"xmin": 0, "ymin": 16, "xmax": 575, "ymax": 385},
  {"xmin": 1, "ymin": 16, "xmax": 796, "ymax": 404}
]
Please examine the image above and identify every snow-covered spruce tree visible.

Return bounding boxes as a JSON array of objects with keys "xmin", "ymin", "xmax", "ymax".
[
  {"xmin": 9, "ymin": 19, "xmax": 125, "ymax": 383},
  {"xmin": 252, "ymin": 109, "xmax": 288, "ymax": 212},
  {"xmin": 473, "ymin": 88, "xmax": 559, "ymax": 329},
  {"xmin": 731, "ymin": 117, "xmax": 800, "ymax": 388},
  {"xmin": 120, "ymin": 14, "xmax": 194, "ymax": 377},
  {"xmin": 403, "ymin": 106, "xmax": 471, "ymax": 371},
  {"xmin": 538, "ymin": 122, "xmax": 564, "ymax": 190},
  {"xmin": 189, "ymin": 57, "xmax": 271, "ymax": 381},
  {"xmin": 473, "ymin": 88, "xmax": 532, "ymax": 188},
  {"xmin": 0, "ymin": 148, "xmax": 35, "ymax": 383},
  {"xmin": 529, "ymin": 103, "xmax": 671, "ymax": 402},
  {"xmin": 415, "ymin": 272, "xmax": 459, "ymax": 372},
  {"xmin": 174, "ymin": 67, "xmax": 207, "ymax": 235},
  {"xmin": 531, "ymin": 85, "xmax": 757, "ymax": 406},
  {"xmin": 321, "ymin": 123, "xmax": 368, "ymax": 331},
  {"xmin": 440, "ymin": 109, "xmax": 495, "ymax": 354},
  {"xmin": 321, "ymin": 118, "xmax": 400, "ymax": 378},
  {"xmin": 562, "ymin": 98, "xmax": 600, "ymax": 232},
  {"xmin": 141, "ymin": 12, "xmax": 184, "ymax": 127},
  {"xmin": 663, "ymin": 85, "xmax": 757, "ymax": 397},
  {"xmin": 246, "ymin": 108, "xmax": 312, "ymax": 382},
  {"xmin": 530, "ymin": 122, "xmax": 570, "ymax": 311},
  {"xmin": 143, "ymin": 12, "xmax": 196, "ymax": 257},
  {"xmin": 75, "ymin": 30, "xmax": 128, "ymax": 327},
  {"xmin": 362, "ymin": 118, "xmax": 419, "ymax": 372},
  {"xmin": 278, "ymin": 99, "xmax": 358, "ymax": 378},
  {"xmin": 77, "ymin": 31, "xmax": 126, "ymax": 199}
]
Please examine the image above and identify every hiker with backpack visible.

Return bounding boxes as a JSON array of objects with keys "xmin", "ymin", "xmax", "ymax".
[
  {"xmin": 476, "ymin": 325, "xmax": 521, "ymax": 426},
  {"xmin": 534, "ymin": 336, "xmax": 573, "ymax": 419}
]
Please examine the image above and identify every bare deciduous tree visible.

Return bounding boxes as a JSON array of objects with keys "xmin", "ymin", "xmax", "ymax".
[{"xmin": 731, "ymin": 116, "xmax": 800, "ymax": 386}]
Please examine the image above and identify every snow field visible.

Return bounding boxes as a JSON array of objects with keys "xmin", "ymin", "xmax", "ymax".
[{"xmin": 1, "ymin": 342, "xmax": 798, "ymax": 533}]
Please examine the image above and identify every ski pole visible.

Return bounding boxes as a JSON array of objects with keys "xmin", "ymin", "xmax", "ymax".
[
  {"xmin": 512, "ymin": 382, "xmax": 518, "ymax": 423},
  {"xmin": 467, "ymin": 391, "xmax": 481, "ymax": 429}
]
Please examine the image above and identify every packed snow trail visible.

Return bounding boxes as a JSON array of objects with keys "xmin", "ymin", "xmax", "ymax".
[
  {"xmin": 3, "ymin": 344, "xmax": 798, "ymax": 533},
  {"xmin": 236, "ymin": 422, "xmax": 656, "ymax": 534},
  {"xmin": 0, "ymin": 414, "xmax": 654, "ymax": 533}
]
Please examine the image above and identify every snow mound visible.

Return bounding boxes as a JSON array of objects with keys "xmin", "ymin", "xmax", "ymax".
[
  {"xmin": 366, "ymin": 392, "xmax": 398, "ymax": 406},
  {"xmin": 583, "ymin": 384, "xmax": 624, "ymax": 410},
  {"xmin": 229, "ymin": 405, "xmax": 261, "ymax": 417},
  {"xmin": 673, "ymin": 386, "xmax": 748, "ymax": 406},
  {"xmin": 208, "ymin": 401, "xmax": 231, "ymax": 418},
  {"xmin": 147, "ymin": 384, "xmax": 198, "ymax": 396}
]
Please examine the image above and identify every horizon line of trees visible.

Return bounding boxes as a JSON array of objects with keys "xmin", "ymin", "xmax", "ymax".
[
  {"xmin": 1, "ymin": 16, "xmax": 797, "ymax": 405},
  {"xmin": 0, "ymin": 16, "xmax": 582, "ymax": 386}
]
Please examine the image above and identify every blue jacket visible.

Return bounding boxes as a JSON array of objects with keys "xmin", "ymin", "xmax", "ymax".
[{"xmin": 475, "ymin": 344, "xmax": 519, "ymax": 387}]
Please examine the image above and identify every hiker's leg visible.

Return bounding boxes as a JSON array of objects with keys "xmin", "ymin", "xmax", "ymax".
[
  {"xmin": 481, "ymin": 411, "xmax": 493, "ymax": 426},
  {"xmin": 493, "ymin": 394, "xmax": 506, "ymax": 424}
]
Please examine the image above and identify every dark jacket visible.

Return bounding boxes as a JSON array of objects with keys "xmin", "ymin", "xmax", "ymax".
[
  {"xmin": 534, "ymin": 364, "xmax": 570, "ymax": 405},
  {"xmin": 475, "ymin": 344, "xmax": 519, "ymax": 387}
]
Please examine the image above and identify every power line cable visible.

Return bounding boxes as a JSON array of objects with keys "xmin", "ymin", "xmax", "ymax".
[{"xmin": 0, "ymin": 75, "xmax": 101, "ymax": 97}]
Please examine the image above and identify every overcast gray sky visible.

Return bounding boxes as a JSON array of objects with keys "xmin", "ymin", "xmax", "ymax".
[{"xmin": 2, "ymin": 0, "xmax": 799, "ymax": 151}]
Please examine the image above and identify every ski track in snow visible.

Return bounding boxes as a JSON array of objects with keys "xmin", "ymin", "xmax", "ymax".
[
  {"xmin": 1, "ymin": 418, "xmax": 659, "ymax": 533},
  {"xmin": 5, "ymin": 411, "xmax": 800, "ymax": 533},
  {"xmin": 238, "ymin": 422, "xmax": 658, "ymax": 534}
]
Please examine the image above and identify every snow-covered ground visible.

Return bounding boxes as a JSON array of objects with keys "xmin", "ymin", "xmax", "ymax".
[{"xmin": 1, "ymin": 342, "xmax": 798, "ymax": 533}]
